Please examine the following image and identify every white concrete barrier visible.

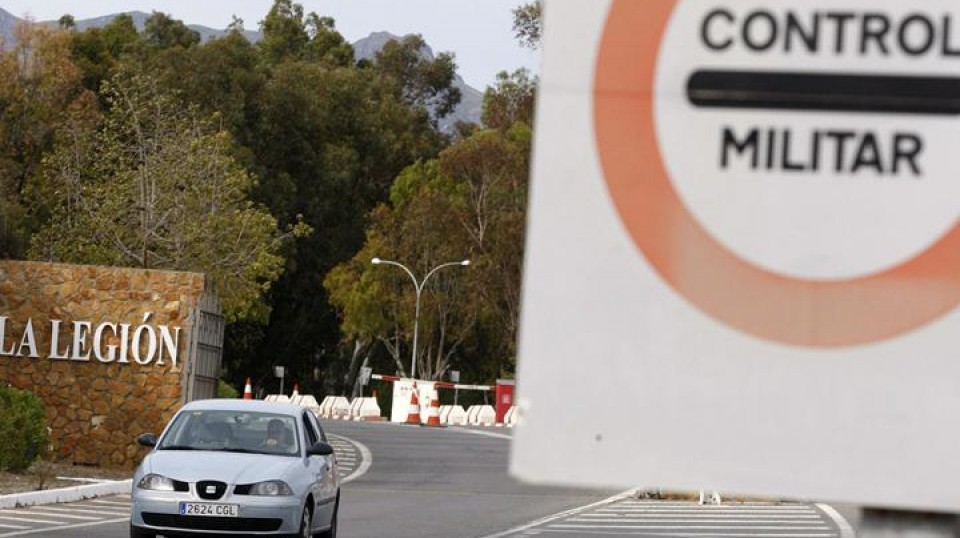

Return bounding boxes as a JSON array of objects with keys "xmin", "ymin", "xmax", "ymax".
[
  {"xmin": 318, "ymin": 396, "xmax": 335, "ymax": 418},
  {"xmin": 472, "ymin": 405, "xmax": 496, "ymax": 426},
  {"xmin": 438, "ymin": 405, "xmax": 452, "ymax": 424},
  {"xmin": 504, "ymin": 405, "xmax": 520, "ymax": 427},
  {"xmin": 265, "ymin": 394, "xmax": 291, "ymax": 403},
  {"xmin": 347, "ymin": 398, "xmax": 365, "ymax": 420},
  {"xmin": 444, "ymin": 405, "xmax": 467, "ymax": 426},
  {"xmin": 297, "ymin": 395, "xmax": 322, "ymax": 414},
  {"xmin": 290, "ymin": 394, "xmax": 303, "ymax": 406},
  {"xmin": 356, "ymin": 397, "xmax": 382, "ymax": 421},
  {"xmin": 465, "ymin": 405, "xmax": 481, "ymax": 425},
  {"xmin": 328, "ymin": 396, "xmax": 351, "ymax": 420}
]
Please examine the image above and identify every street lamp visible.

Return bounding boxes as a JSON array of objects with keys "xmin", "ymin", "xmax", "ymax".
[{"xmin": 371, "ymin": 257, "xmax": 470, "ymax": 379}]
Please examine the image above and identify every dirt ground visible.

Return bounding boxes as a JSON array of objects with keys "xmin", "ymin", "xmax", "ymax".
[{"xmin": 0, "ymin": 462, "xmax": 131, "ymax": 495}]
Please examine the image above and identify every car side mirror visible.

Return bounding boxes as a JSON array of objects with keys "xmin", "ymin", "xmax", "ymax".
[
  {"xmin": 306, "ymin": 441, "xmax": 334, "ymax": 456},
  {"xmin": 137, "ymin": 433, "xmax": 157, "ymax": 447}
]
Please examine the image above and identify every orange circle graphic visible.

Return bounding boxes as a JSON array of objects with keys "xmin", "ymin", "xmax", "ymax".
[{"xmin": 593, "ymin": 0, "xmax": 960, "ymax": 346}]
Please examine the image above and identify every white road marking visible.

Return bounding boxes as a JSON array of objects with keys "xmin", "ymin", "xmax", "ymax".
[
  {"xmin": 816, "ymin": 504, "xmax": 856, "ymax": 538},
  {"xmin": 0, "ymin": 516, "xmax": 62, "ymax": 525},
  {"xmin": 0, "ymin": 517, "xmax": 128, "ymax": 537},
  {"xmin": 0, "ymin": 525, "xmax": 27, "ymax": 531},
  {"xmin": 24, "ymin": 506, "xmax": 127, "ymax": 516},
  {"xmin": 478, "ymin": 489, "xmax": 638, "ymax": 538},
  {"xmin": 550, "ymin": 525, "xmax": 830, "ymax": 530},
  {"xmin": 450, "ymin": 427, "xmax": 512, "ymax": 440},
  {"xmin": 1, "ymin": 510, "xmax": 100, "ymax": 521},
  {"xmin": 84, "ymin": 499, "xmax": 131, "ymax": 506},
  {"xmin": 543, "ymin": 528, "xmax": 837, "ymax": 538}
]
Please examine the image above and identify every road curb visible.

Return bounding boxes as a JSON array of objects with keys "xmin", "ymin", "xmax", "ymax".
[{"xmin": 0, "ymin": 479, "xmax": 132, "ymax": 509}]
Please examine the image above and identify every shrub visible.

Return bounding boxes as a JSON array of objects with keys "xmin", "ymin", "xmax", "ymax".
[
  {"xmin": 217, "ymin": 379, "xmax": 239, "ymax": 399},
  {"xmin": 0, "ymin": 386, "xmax": 49, "ymax": 472}
]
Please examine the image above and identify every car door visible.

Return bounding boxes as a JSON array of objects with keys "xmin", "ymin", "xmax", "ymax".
[{"xmin": 302, "ymin": 412, "xmax": 336, "ymax": 526}]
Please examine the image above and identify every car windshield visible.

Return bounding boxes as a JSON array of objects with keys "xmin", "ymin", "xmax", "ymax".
[{"xmin": 157, "ymin": 410, "xmax": 300, "ymax": 456}]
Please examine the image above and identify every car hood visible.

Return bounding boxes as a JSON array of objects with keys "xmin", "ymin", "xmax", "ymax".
[{"xmin": 143, "ymin": 450, "xmax": 302, "ymax": 484}]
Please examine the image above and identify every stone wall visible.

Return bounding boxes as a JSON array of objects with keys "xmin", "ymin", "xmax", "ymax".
[{"xmin": 0, "ymin": 261, "xmax": 212, "ymax": 469}]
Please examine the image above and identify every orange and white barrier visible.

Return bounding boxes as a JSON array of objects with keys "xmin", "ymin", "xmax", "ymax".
[
  {"xmin": 406, "ymin": 385, "xmax": 422, "ymax": 425},
  {"xmin": 424, "ymin": 390, "xmax": 441, "ymax": 427}
]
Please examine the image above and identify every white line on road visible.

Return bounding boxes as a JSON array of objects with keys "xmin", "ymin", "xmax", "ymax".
[
  {"xmin": 0, "ymin": 525, "xmax": 27, "ymax": 531},
  {"xmin": 1, "ymin": 510, "xmax": 100, "ymax": 521},
  {"xmin": 550, "ymin": 525, "xmax": 831, "ymax": 531},
  {"xmin": 816, "ymin": 504, "xmax": 856, "ymax": 538},
  {"xmin": 450, "ymin": 427, "xmax": 513, "ymax": 440},
  {"xmin": 569, "ymin": 519, "xmax": 829, "ymax": 524},
  {"xmin": 543, "ymin": 528, "xmax": 837, "ymax": 538},
  {"xmin": 0, "ymin": 517, "xmax": 128, "ymax": 537},
  {"xmin": 330, "ymin": 434, "xmax": 373, "ymax": 484},
  {"xmin": 0, "ymin": 516, "xmax": 62, "ymax": 525},
  {"xmin": 477, "ymin": 489, "xmax": 638, "ymax": 538},
  {"xmin": 84, "ymin": 500, "xmax": 131, "ymax": 506}
]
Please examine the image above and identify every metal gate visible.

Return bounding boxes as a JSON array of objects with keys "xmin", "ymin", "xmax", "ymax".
[{"xmin": 183, "ymin": 291, "xmax": 224, "ymax": 402}]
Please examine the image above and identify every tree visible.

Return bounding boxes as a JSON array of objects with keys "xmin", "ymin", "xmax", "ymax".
[
  {"xmin": 326, "ymin": 161, "xmax": 476, "ymax": 382},
  {"xmin": 0, "ymin": 22, "xmax": 84, "ymax": 258},
  {"xmin": 28, "ymin": 69, "xmax": 302, "ymax": 321},
  {"xmin": 482, "ymin": 68, "xmax": 537, "ymax": 131},
  {"xmin": 374, "ymin": 35, "xmax": 461, "ymax": 121},
  {"xmin": 143, "ymin": 12, "xmax": 201, "ymax": 50},
  {"xmin": 512, "ymin": 1, "xmax": 543, "ymax": 49},
  {"xmin": 327, "ymin": 124, "xmax": 532, "ymax": 384}
]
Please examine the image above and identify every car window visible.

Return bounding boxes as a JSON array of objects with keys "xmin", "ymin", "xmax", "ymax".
[
  {"xmin": 307, "ymin": 411, "xmax": 328, "ymax": 443},
  {"xmin": 157, "ymin": 410, "xmax": 301, "ymax": 456},
  {"xmin": 302, "ymin": 412, "xmax": 319, "ymax": 447}
]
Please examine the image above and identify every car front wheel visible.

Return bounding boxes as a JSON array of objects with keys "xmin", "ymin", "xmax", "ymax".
[{"xmin": 296, "ymin": 505, "xmax": 312, "ymax": 538}]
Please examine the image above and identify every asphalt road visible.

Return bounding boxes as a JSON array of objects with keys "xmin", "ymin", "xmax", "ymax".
[
  {"xmin": 0, "ymin": 421, "xmax": 855, "ymax": 538},
  {"xmin": 5, "ymin": 421, "xmax": 615, "ymax": 538}
]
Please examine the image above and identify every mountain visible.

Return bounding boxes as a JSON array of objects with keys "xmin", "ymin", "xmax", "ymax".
[
  {"xmin": 0, "ymin": 7, "xmax": 18, "ymax": 44},
  {"xmin": 0, "ymin": 10, "xmax": 482, "ymax": 130},
  {"xmin": 0, "ymin": 8, "xmax": 259, "ymax": 47},
  {"xmin": 353, "ymin": 32, "xmax": 483, "ymax": 132}
]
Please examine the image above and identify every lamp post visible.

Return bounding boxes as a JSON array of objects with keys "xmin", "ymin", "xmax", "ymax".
[{"xmin": 371, "ymin": 257, "xmax": 470, "ymax": 379}]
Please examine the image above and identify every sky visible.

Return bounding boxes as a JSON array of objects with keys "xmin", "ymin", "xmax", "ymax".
[{"xmin": 0, "ymin": 0, "xmax": 540, "ymax": 89}]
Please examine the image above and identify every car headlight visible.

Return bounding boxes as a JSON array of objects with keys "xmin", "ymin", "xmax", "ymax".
[
  {"xmin": 137, "ymin": 474, "xmax": 175, "ymax": 491},
  {"xmin": 248, "ymin": 480, "xmax": 293, "ymax": 496}
]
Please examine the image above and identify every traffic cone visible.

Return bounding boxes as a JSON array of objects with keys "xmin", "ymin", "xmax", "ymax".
[
  {"xmin": 292, "ymin": 382, "xmax": 299, "ymax": 397},
  {"xmin": 243, "ymin": 378, "xmax": 253, "ymax": 400},
  {"xmin": 424, "ymin": 389, "xmax": 441, "ymax": 427},
  {"xmin": 406, "ymin": 383, "xmax": 421, "ymax": 425}
]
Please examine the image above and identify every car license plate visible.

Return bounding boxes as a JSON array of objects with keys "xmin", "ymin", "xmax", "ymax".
[{"xmin": 179, "ymin": 502, "xmax": 239, "ymax": 517}]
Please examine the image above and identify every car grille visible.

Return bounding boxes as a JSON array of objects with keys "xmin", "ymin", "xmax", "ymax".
[
  {"xmin": 196, "ymin": 480, "xmax": 227, "ymax": 500},
  {"xmin": 142, "ymin": 513, "xmax": 283, "ymax": 532}
]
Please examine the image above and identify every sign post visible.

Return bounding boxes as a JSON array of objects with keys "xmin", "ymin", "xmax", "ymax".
[
  {"xmin": 274, "ymin": 365, "xmax": 285, "ymax": 395},
  {"xmin": 514, "ymin": 0, "xmax": 960, "ymax": 518}
]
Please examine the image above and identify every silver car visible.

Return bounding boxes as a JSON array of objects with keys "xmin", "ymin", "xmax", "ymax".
[{"xmin": 130, "ymin": 399, "xmax": 340, "ymax": 538}]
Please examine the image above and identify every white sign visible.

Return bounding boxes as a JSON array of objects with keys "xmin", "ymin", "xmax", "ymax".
[
  {"xmin": 513, "ymin": 0, "xmax": 960, "ymax": 511},
  {"xmin": 0, "ymin": 313, "xmax": 181, "ymax": 367}
]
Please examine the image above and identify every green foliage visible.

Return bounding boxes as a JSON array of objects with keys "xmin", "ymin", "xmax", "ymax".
[
  {"xmin": 483, "ymin": 69, "xmax": 538, "ymax": 131},
  {"xmin": 0, "ymin": 386, "xmax": 49, "ymax": 472},
  {"xmin": 218, "ymin": 379, "xmax": 240, "ymax": 399},
  {"xmin": 27, "ymin": 69, "xmax": 296, "ymax": 322},
  {"xmin": 512, "ymin": 1, "xmax": 543, "ymax": 49}
]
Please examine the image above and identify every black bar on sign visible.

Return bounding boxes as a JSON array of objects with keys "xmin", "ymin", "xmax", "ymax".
[{"xmin": 687, "ymin": 70, "xmax": 960, "ymax": 115}]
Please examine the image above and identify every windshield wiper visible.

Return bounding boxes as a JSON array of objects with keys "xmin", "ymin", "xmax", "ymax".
[{"xmin": 158, "ymin": 445, "xmax": 200, "ymax": 451}]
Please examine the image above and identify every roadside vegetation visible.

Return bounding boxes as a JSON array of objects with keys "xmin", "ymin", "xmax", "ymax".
[
  {"xmin": 0, "ymin": 0, "xmax": 540, "ymax": 396},
  {"xmin": 0, "ymin": 386, "xmax": 49, "ymax": 472}
]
